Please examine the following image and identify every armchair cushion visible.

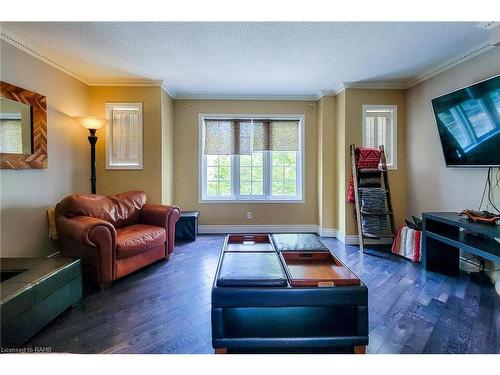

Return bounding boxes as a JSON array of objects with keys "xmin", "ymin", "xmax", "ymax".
[{"xmin": 116, "ymin": 224, "xmax": 166, "ymax": 259}]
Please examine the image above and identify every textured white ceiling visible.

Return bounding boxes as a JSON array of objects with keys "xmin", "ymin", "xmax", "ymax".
[{"xmin": 1, "ymin": 22, "xmax": 491, "ymax": 97}]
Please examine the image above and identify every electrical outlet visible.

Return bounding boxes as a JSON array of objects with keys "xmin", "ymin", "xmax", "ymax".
[{"xmin": 246, "ymin": 210, "xmax": 252, "ymax": 220}]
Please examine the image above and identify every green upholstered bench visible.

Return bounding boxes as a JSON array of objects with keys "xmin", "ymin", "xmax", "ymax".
[{"xmin": 0, "ymin": 257, "xmax": 82, "ymax": 348}]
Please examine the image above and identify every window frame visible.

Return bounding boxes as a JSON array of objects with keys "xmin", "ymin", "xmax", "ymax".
[
  {"xmin": 105, "ymin": 102, "xmax": 143, "ymax": 170},
  {"xmin": 199, "ymin": 114, "xmax": 305, "ymax": 203},
  {"xmin": 361, "ymin": 104, "xmax": 397, "ymax": 170}
]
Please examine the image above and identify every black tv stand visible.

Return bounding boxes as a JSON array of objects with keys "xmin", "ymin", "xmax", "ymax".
[{"xmin": 422, "ymin": 212, "xmax": 500, "ymax": 277}]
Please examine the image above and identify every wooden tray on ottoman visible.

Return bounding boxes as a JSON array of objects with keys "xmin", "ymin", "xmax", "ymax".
[
  {"xmin": 225, "ymin": 234, "xmax": 275, "ymax": 252},
  {"xmin": 280, "ymin": 252, "xmax": 361, "ymax": 287}
]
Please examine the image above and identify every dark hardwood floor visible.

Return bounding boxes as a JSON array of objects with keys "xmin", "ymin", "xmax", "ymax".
[{"xmin": 25, "ymin": 235, "xmax": 499, "ymax": 354}]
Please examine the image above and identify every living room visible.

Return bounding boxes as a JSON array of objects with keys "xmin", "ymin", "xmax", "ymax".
[{"xmin": 1, "ymin": 1, "xmax": 499, "ymax": 372}]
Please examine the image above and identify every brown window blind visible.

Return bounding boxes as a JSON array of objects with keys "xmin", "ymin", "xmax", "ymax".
[{"xmin": 204, "ymin": 119, "xmax": 300, "ymax": 155}]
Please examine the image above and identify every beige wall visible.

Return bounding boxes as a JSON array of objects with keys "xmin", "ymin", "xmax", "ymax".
[
  {"xmin": 0, "ymin": 41, "xmax": 89, "ymax": 257},
  {"xmin": 161, "ymin": 89, "xmax": 175, "ymax": 205},
  {"xmin": 317, "ymin": 96, "xmax": 337, "ymax": 231},
  {"xmin": 339, "ymin": 88, "xmax": 407, "ymax": 236},
  {"xmin": 406, "ymin": 48, "xmax": 500, "ymax": 282},
  {"xmin": 173, "ymin": 100, "xmax": 318, "ymax": 225},
  {"xmin": 88, "ymin": 86, "xmax": 163, "ymax": 204},
  {"xmin": 335, "ymin": 91, "xmax": 347, "ymax": 235},
  {"xmin": 406, "ymin": 48, "xmax": 500, "ymax": 217}
]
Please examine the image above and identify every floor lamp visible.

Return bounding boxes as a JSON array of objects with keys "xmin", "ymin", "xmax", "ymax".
[{"xmin": 76, "ymin": 117, "xmax": 107, "ymax": 194}]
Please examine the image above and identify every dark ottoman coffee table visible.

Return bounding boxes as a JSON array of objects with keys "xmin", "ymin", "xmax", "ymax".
[{"xmin": 211, "ymin": 234, "xmax": 369, "ymax": 354}]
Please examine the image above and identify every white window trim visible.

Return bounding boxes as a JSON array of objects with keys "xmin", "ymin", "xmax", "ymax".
[
  {"xmin": 362, "ymin": 104, "xmax": 398, "ymax": 170},
  {"xmin": 198, "ymin": 114, "xmax": 305, "ymax": 203},
  {"xmin": 105, "ymin": 102, "xmax": 143, "ymax": 170}
]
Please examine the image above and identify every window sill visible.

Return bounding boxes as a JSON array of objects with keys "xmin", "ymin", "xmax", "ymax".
[{"xmin": 199, "ymin": 198, "xmax": 304, "ymax": 204}]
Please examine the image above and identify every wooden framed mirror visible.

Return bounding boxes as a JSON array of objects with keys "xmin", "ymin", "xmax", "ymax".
[{"xmin": 0, "ymin": 81, "xmax": 47, "ymax": 169}]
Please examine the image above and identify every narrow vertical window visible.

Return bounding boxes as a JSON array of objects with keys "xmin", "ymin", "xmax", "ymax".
[
  {"xmin": 105, "ymin": 103, "xmax": 143, "ymax": 169},
  {"xmin": 362, "ymin": 105, "xmax": 397, "ymax": 169}
]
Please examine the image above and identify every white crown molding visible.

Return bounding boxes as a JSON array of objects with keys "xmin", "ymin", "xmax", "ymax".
[
  {"xmin": 1, "ymin": 28, "xmax": 91, "ymax": 85},
  {"xmin": 160, "ymin": 81, "xmax": 177, "ymax": 99},
  {"xmin": 406, "ymin": 41, "xmax": 495, "ymax": 88},
  {"xmin": 315, "ymin": 81, "xmax": 406, "ymax": 100},
  {"xmin": 476, "ymin": 21, "xmax": 498, "ymax": 30},
  {"xmin": 86, "ymin": 79, "xmax": 163, "ymax": 87},
  {"xmin": 174, "ymin": 94, "xmax": 317, "ymax": 101},
  {"xmin": 1, "ymin": 27, "xmax": 177, "ymax": 93},
  {"xmin": 343, "ymin": 81, "xmax": 407, "ymax": 90},
  {"xmin": 317, "ymin": 41, "xmax": 496, "ymax": 95},
  {"xmin": 315, "ymin": 86, "xmax": 344, "ymax": 100}
]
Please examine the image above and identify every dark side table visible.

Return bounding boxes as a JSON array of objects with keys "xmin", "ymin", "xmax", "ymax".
[
  {"xmin": 175, "ymin": 211, "xmax": 200, "ymax": 242},
  {"xmin": 422, "ymin": 212, "xmax": 500, "ymax": 277}
]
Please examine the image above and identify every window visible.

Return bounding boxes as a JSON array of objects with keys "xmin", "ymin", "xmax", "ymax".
[
  {"xmin": 362, "ymin": 105, "xmax": 397, "ymax": 169},
  {"xmin": 105, "ymin": 103, "xmax": 143, "ymax": 169},
  {"xmin": 200, "ymin": 115, "xmax": 304, "ymax": 202}
]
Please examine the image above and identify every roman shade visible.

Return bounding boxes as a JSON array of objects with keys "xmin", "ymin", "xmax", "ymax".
[{"xmin": 204, "ymin": 119, "xmax": 300, "ymax": 155}]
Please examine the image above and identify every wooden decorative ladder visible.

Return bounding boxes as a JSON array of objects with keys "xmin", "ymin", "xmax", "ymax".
[{"xmin": 350, "ymin": 144, "xmax": 396, "ymax": 253}]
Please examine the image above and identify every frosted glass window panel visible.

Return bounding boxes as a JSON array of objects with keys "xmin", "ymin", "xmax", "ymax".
[
  {"xmin": 112, "ymin": 110, "xmax": 139, "ymax": 158},
  {"xmin": 0, "ymin": 119, "xmax": 23, "ymax": 153},
  {"xmin": 204, "ymin": 119, "xmax": 300, "ymax": 155},
  {"xmin": 0, "ymin": 98, "xmax": 32, "ymax": 154},
  {"xmin": 204, "ymin": 120, "xmax": 236, "ymax": 155},
  {"xmin": 106, "ymin": 103, "xmax": 143, "ymax": 169},
  {"xmin": 362, "ymin": 105, "xmax": 397, "ymax": 169}
]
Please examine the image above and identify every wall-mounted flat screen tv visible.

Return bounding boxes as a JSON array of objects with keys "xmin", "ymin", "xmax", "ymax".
[{"xmin": 431, "ymin": 74, "xmax": 500, "ymax": 167}]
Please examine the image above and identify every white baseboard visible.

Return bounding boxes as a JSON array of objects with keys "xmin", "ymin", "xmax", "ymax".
[
  {"xmin": 198, "ymin": 224, "xmax": 393, "ymax": 245},
  {"xmin": 197, "ymin": 225, "xmax": 393, "ymax": 244},
  {"xmin": 317, "ymin": 227, "xmax": 337, "ymax": 238},
  {"xmin": 337, "ymin": 232, "xmax": 393, "ymax": 245},
  {"xmin": 198, "ymin": 224, "xmax": 319, "ymax": 235}
]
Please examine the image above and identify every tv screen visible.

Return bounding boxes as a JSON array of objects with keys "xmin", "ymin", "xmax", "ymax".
[{"xmin": 431, "ymin": 75, "xmax": 500, "ymax": 167}]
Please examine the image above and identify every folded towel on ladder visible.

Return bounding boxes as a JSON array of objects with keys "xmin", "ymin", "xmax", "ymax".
[
  {"xmin": 358, "ymin": 168, "xmax": 382, "ymax": 188},
  {"xmin": 359, "ymin": 188, "xmax": 388, "ymax": 236}
]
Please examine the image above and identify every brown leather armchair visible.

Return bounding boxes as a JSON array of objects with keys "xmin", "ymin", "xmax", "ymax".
[{"xmin": 55, "ymin": 191, "xmax": 180, "ymax": 289}]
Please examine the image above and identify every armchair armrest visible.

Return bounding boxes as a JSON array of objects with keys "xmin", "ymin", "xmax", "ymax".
[
  {"xmin": 140, "ymin": 204, "xmax": 181, "ymax": 256},
  {"xmin": 56, "ymin": 215, "xmax": 116, "ymax": 246},
  {"xmin": 56, "ymin": 215, "xmax": 117, "ymax": 286},
  {"xmin": 140, "ymin": 204, "xmax": 178, "ymax": 228}
]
